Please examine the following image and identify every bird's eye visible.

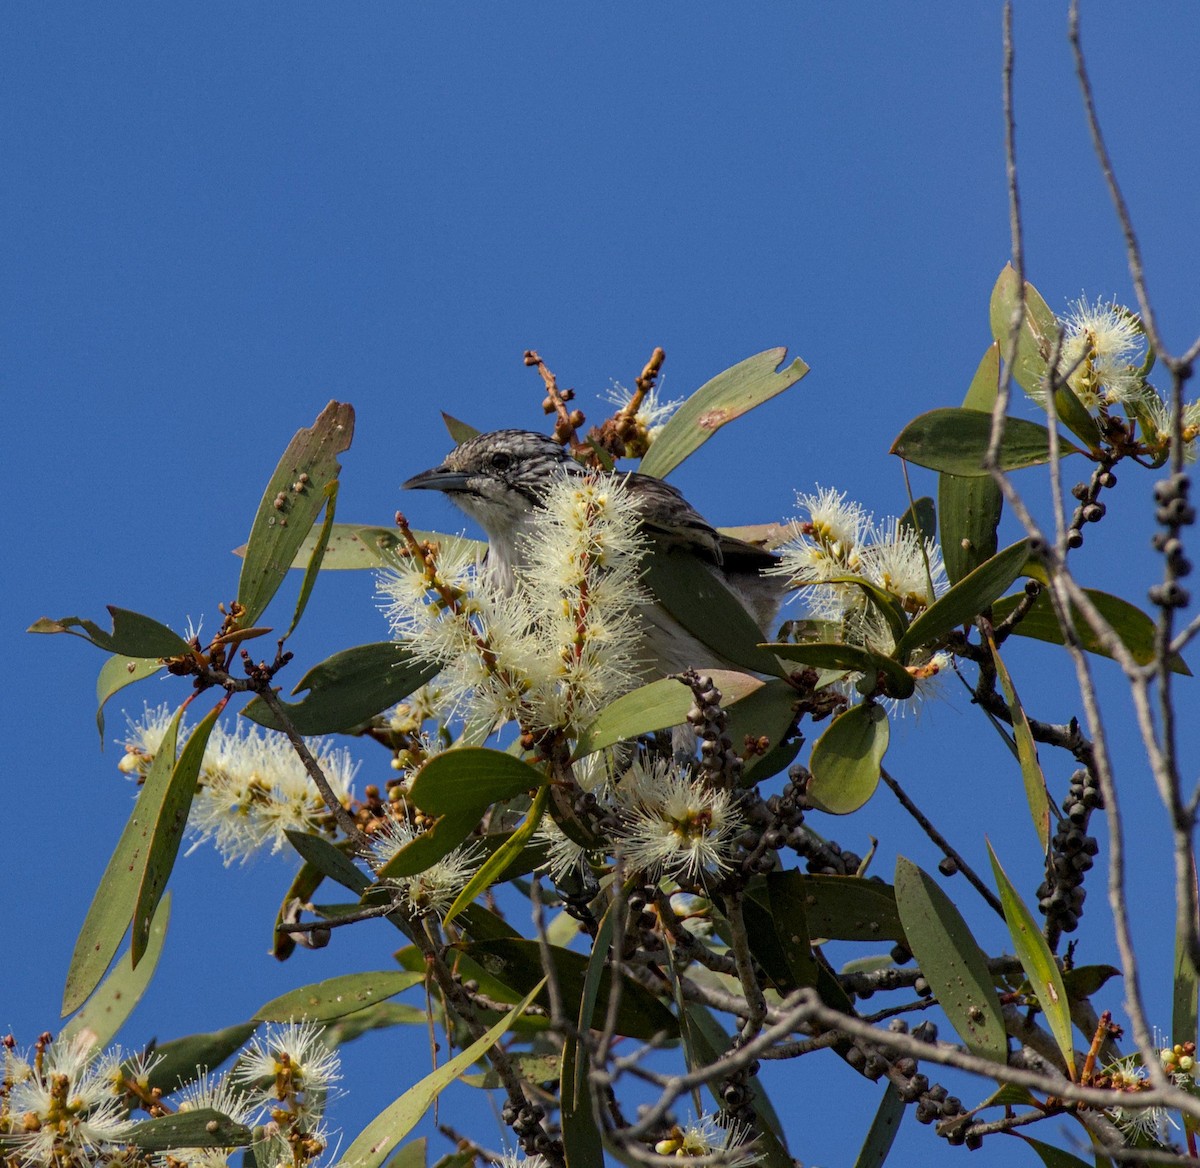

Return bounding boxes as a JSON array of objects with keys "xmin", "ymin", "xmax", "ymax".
[{"xmin": 489, "ymin": 451, "xmax": 513, "ymax": 472}]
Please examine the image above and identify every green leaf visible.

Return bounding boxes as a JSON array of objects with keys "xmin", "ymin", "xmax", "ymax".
[
  {"xmin": 940, "ymin": 346, "xmax": 1005, "ymax": 585},
  {"xmin": 324, "ymin": 1000, "xmax": 428, "ymax": 1046},
  {"xmin": 374, "ymin": 805, "xmax": 483, "ymax": 882},
  {"xmin": 899, "ymin": 496, "xmax": 936, "ymax": 545},
  {"xmin": 813, "ymin": 575, "xmax": 909, "ymax": 650},
  {"xmin": 95, "ymin": 655, "xmax": 164, "ymax": 743},
  {"xmin": 126, "ymin": 1109, "xmax": 253, "ymax": 1153},
  {"xmin": 132, "ymin": 706, "xmax": 220, "ymax": 966},
  {"xmin": 1013, "ymin": 1135, "xmax": 1094, "ymax": 1168},
  {"xmin": 896, "ymin": 539, "xmax": 1029, "ymax": 658},
  {"xmin": 237, "ymin": 400, "xmax": 356, "ymax": 625},
  {"xmin": 455, "ymin": 939, "xmax": 676, "ymax": 1041},
  {"xmin": 894, "ymin": 857, "xmax": 1007, "ymax": 1062},
  {"xmin": 890, "ymin": 408, "xmax": 1082, "ymax": 476},
  {"xmin": 808, "ymin": 703, "xmax": 889, "ymax": 815},
  {"xmin": 255, "ymin": 972, "xmax": 424, "ymax": 1022},
  {"xmin": 61, "ymin": 895, "xmax": 170, "ymax": 1051},
  {"xmin": 852, "ymin": 1082, "xmax": 905, "ymax": 1168},
  {"xmin": 242, "ymin": 524, "xmax": 484, "ymax": 572},
  {"xmin": 409, "ymin": 747, "xmax": 547, "ymax": 815},
  {"xmin": 444, "ymin": 785, "xmax": 549, "ymax": 925},
  {"xmin": 638, "ymin": 348, "xmax": 810, "ymax": 478},
  {"xmin": 272, "ymin": 860, "xmax": 326, "ymax": 961},
  {"xmin": 339, "ymin": 980, "xmax": 545, "ymax": 1168},
  {"xmin": 801, "ymin": 875, "xmax": 906, "ymax": 943},
  {"xmin": 762, "ymin": 870, "xmax": 819, "ymax": 989},
  {"xmin": 1174, "ymin": 860, "xmax": 1199, "ymax": 1047},
  {"xmin": 992, "ymin": 586, "xmax": 1191, "ymax": 675},
  {"xmin": 242, "ymin": 642, "xmax": 440, "ymax": 734},
  {"xmin": 990, "ymin": 264, "xmax": 1103, "ymax": 451},
  {"xmin": 573, "ymin": 671, "xmax": 763, "ymax": 759},
  {"xmin": 987, "ymin": 635, "xmax": 1050, "ymax": 849},
  {"xmin": 721, "ymin": 677, "xmax": 804, "ymax": 780},
  {"xmin": 441, "ymin": 412, "xmax": 480, "ymax": 443},
  {"xmin": 988, "ymin": 842, "xmax": 1076, "ymax": 1077},
  {"xmin": 285, "ymin": 480, "xmax": 339, "ymax": 638},
  {"xmin": 284, "ymin": 830, "xmax": 370, "ymax": 895},
  {"xmin": 144, "ymin": 1021, "xmax": 259, "ymax": 1094},
  {"xmin": 63, "ymin": 704, "xmax": 184, "ymax": 1015},
  {"xmin": 763, "ymin": 641, "xmax": 915, "ymax": 701},
  {"xmin": 29, "ymin": 607, "xmax": 192, "ymax": 658},
  {"xmin": 642, "ymin": 548, "xmax": 788, "ymax": 676},
  {"xmin": 385, "ymin": 1139, "xmax": 428, "ymax": 1168}
]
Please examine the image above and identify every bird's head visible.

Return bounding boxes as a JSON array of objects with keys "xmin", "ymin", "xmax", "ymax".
[{"xmin": 403, "ymin": 429, "xmax": 581, "ymax": 542}]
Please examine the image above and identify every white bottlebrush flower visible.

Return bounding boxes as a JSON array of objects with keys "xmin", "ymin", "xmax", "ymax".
[
  {"xmin": 1057, "ymin": 295, "xmax": 1145, "ymax": 409},
  {"xmin": 118, "ymin": 703, "xmax": 182, "ymax": 777},
  {"xmin": 495, "ymin": 1154, "xmax": 550, "ymax": 1168},
  {"xmin": 616, "ymin": 757, "xmax": 743, "ymax": 883},
  {"xmin": 368, "ymin": 818, "xmax": 485, "ymax": 918},
  {"xmin": 769, "ymin": 487, "xmax": 872, "ymax": 621},
  {"xmin": 3, "ymin": 1034, "xmax": 133, "ymax": 1168},
  {"xmin": 860, "ymin": 517, "xmax": 947, "ymax": 616},
  {"xmin": 235, "ymin": 1022, "xmax": 340, "ymax": 1122},
  {"xmin": 1144, "ymin": 395, "xmax": 1200, "ymax": 463},
  {"xmin": 1103, "ymin": 1054, "xmax": 1174, "ymax": 1144},
  {"xmin": 187, "ymin": 721, "xmax": 358, "ymax": 865},
  {"xmin": 380, "ymin": 472, "xmax": 649, "ymax": 737},
  {"xmin": 162, "ymin": 1071, "xmax": 257, "ymax": 1168},
  {"xmin": 653, "ymin": 1113, "xmax": 760, "ymax": 1166},
  {"xmin": 603, "ymin": 379, "xmax": 683, "ymax": 443}
]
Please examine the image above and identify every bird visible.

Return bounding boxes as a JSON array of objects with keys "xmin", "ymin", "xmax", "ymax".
[{"xmin": 402, "ymin": 428, "xmax": 783, "ymax": 680}]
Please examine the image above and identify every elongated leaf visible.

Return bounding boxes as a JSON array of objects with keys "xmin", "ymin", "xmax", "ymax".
[
  {"xmin": 800, "ymin": 875, "xmax": 905, "ymax": 943},
  {"xmin": 63, "ymin": 705, "xmax": 184, "ymax": 1015},
  {"xmin": 30, "ymin": 607, "xmax": 192, "ymax": 658},
  {"xmin": 894, "ymin": 858, "xmax": 1007, "ymax": 1062},
  {"xmin": 237, "ymin": 401, "xmax": 355, "ymax": 625},
  {"xmin": 286, "ymin": 480, "xmax": 338, "ymax": 638},
  {"xmin": 642, "ymin": 549, "xmax": 787, "ymax": 676},
  {"xmin": 95, "ymin": 655, "xmax": 164, "ymax": 743},
  {"xmin": 339, "ymin": 981, "xmax": 544, "ymax": 1168},
  {"xmin": 992, "ymin": 587, "xmax": 1191, "ymax": 675},
  {"xmin": 990, "ymin": 265, "xmax": 1103, "ymax": 451},
  {"xmin": 441, "ymin": 412, "xmax": 480, "ymax": 442},
  {"xmin": 62, "ymin": 896, "xmax": 170, "ymax": 1051},
  {"xmin": 272, "ymin": 859, "xmax": 326, "ymax": 961},
  {"xmin": 764, "ymin": 870, "xmax": 819, "ymax": 989},
  {"xmin": 573, "ymin": 671, "xmax": 762, "ymax": 758},
  {"xmin": 816, "ymin": 575, "xmax": 908, "ymax": 649},
  {"xmin": 133, "ymin": 707, "xmax": 220, "ymax": 965},
  {"xmin": 255, "ymin": 972, "xmax": 424, "ymax": 1022},
  {"xmin": 325, "ymin": 1000, "xmax": 428, "ymax": 1046},
  {"xmin": 127, "ymin": 1109, "xmax": 253, "ymax": 1152},
  {"xmin": 891, "ymin": 408, "xmax": 1082, "ymax": 476},
  {"xmin": 896, "ymin": 539, "xmax": 1029, "ymax": 658},
  {"xmin": 444, "ymin": 786, "xmax": 548, "ymax": 925},
  {"xmin": 940, "ymin": 346, "xmax": 1005, "ymax": 584},
  {"xmin": 1013, "ymin": 1135, "xmax": 1093, "ymax": 1168},
  {"xmin": 763, "ymin": 641, "xmax": 915, "ymax": 700},
  {"xmin": 899, "ymin": 496, "xmax": 935, "ymax": 545},
  {"xmin": 238, "ymin": 524, "xmax": 485, "ymax": 572},
  {"xmin": 409, "ymin": 748, "xmax": 546, "ymax": 815},
  {"xmin": 385, "ymin": 1140, "xmax": 428, "ymax": 1168},
  {"xmin": 987, "ymin": 635, "xmax": 1050, "ymax": 849},
  {"xmin": 681, "ymin": 1004, "xmax": 792, "ymax": 1167},
  {"xmin": 721, "ymin": 677, "xmax": 803, "ymax": 780},
  {"xmin": 242, "ymin": 642, "xmax": 439, "ymax": 734},
  {"xmin": 988, "ymin": 842, "xmax": 1076, "ymax": 1076},
  {"xmin": 808, "ymin": 703, "xmax": 889, "ymax": 815},
  {"xmin": 639, "ymin": 348, "xmax": 809, "ymax": 478},
  {"xmin": 1174, "ymin": 859, "xmax": 1200, "ymax": 1049},
  {"xmin": 374, "ymin": 805, "xmax": 483, "ymax": 881},
  {"xmin": 284, "ymin": 830, "xmax": 370, "ymax": 894},
  {"xmin": 144, "ymin": 1021, "xmax": 259, "ymax": 1094},
  {"xmin": 852, "ymin": 1082, "xmax": 904, "ymax": 1168},
  {"xmin": 455, "ymin": 939, "xmax": 675, "ymax": 1041}
]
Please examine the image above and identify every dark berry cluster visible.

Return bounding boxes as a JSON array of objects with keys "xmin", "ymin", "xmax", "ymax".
[
  {"xmin": 1150, "ymin": 473, "xmax": 1194, "ymax": 609},
  {"xmin": 1036, "ymin": 768, "xmax": 1102, "ymax": 935}
]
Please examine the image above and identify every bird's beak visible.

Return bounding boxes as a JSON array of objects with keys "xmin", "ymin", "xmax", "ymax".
[{"xmin": 402, "ymin": 465, "xmax": 470, "ymax": 493}]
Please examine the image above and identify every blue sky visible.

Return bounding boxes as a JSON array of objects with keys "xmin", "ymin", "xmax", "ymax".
[{"xmin": 6, "ymin": 5, "xmax": 1200, "ymax": 1166}]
